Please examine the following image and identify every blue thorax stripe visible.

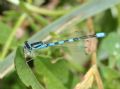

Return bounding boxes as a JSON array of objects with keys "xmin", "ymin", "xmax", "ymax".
[
  {"xmin": 33, "ymin": 44, "xmax": 42, "ymax": 48},
  {"xmin": 32, "ymin": 44, "xmax": 47, "ymax": 49}
]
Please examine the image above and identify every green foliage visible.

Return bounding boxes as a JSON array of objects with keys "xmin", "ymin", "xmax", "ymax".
[
  {"xmin": 15, "ymin": 47, "xmax": 45, "ymax": 89},
  {"xmin": 98, "ymin": 32, "xmax": 120, "ymax": 58},
  {"xmin": 0, "ymin": 22, "xmax": 12, "ymax": 44},
  {"xmin": 34, "ymin": 56, "xmax": 68, "ymax": 89},
  {"xmin": 0, "ymin": 0, "xmax": 120, "ymax": 89},
  {"xmin": 100, "ymin": 65, "xmax": 120, "ymax": 89}
]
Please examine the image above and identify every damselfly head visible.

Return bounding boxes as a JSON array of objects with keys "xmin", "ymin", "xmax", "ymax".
[{"xmin": 24, "ymin": 41, "xmax": 32, "ymax": 58}]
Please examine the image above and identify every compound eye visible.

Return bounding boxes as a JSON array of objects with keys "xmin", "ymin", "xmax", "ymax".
[{"xmin": 24, "ymin": 41, "xmax": 31, "ymax": 50}]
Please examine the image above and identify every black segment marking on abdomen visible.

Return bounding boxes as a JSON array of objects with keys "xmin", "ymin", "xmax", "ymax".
[
  {"xmin": 73, "ymin": 37, "xmax": 80, "ymax": 41},
  {"xmin": 54, "ymin": 42, "xmax": 60, "ymax": 45},
  {"xmin": 64, "ymin": 39, "xmax": 69, "ymax": 42}
]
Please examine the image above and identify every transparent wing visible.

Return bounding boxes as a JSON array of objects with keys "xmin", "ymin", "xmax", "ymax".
[
  {"xmin": 45, "ymin": 25, "xmax": 96, "ymax": 53},
  {"xmin": 31, "ymin": 39, "xmax": 91, "ymax": 66},
  {"xmin": 32, "ymin": 24, "xmax": 97, "ymax": 54},
  {"xmin": 48, "ymin": 25, "xmax": 86, "ymax": 41},
  {"xmin": 27, "ymin": 23, "xmax": 98, "ymax": 65}
]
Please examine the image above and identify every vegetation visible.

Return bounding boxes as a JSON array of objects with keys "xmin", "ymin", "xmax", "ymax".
[{"xmin": 0, "ymin": 0, "xmax": 120, "ymax": 89}]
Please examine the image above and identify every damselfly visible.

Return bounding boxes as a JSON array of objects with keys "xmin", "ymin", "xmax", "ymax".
[{"xmin": 24, "ymin": 32, "xmax": 105, "ymax": 58}]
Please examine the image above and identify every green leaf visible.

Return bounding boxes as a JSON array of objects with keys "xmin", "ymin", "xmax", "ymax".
[
  {"xmin": 116, "ymin": 57, "xmax": 120, "ymax": 70},
  {"xmin": 99, "ymin": 32, "xmax": 120, "ymax": 56},
  {"xmin": 104, "ymin": 79, "xmax": 120, "ymax": 89},
  {"xmin": 100, "ymin": 65, "xmax": 120, "ymax": 81},
  {"xmin": 34, "ymin": 56, "xmax": 68, "ymax": 89},
  {"xmin": 14, "ymin": 47, "xmax": 45, "ymax": 89},
  {"xmin": 94, "ymin": 9, "xmax": 117, "ymax": 33}
]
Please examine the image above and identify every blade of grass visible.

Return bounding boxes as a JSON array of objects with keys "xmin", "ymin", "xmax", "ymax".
[{"xmin": 0, "ymin": 13, "xmax": 27, "ymax": 60}]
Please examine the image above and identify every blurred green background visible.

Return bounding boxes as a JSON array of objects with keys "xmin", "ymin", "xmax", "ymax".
[{"xmin": 0, "ymin": 0, "xmax": 120, "ymax": 89}]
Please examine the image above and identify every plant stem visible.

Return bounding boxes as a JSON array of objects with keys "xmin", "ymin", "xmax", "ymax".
[
  {"xmin": 8, "ymin": 0, "xmax": 70, "ymax": 16},
  {"xmin": 25, "ymin": 3, "xmax": 70, "ymax": 16},
  {"xmin": 0, "ymin": 14, "xmax": 27, "ymax": 60}
]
